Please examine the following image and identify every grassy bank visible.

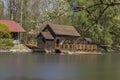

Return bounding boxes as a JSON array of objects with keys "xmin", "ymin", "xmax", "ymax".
[{"xmin": 0, "ymin": 39, "xmax": 14, "ymax": 49}]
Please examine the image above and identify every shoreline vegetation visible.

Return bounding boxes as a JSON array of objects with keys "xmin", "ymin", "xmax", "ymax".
[
  {"xmin": 100, "ymin": 45, "xmax": 120, "ymax": 53},
  {"xmin": 0, "ymin": 44, "xmax": 32, "ymax": 53},
  {"xmin": 0, "ymin": 44, "xmax": 120, "ymax": 54}
]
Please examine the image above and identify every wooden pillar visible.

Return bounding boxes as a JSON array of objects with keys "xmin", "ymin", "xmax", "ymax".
[
  {"xmin": 90, "ymin": 45, "xmax": 92, "ymax": 51},
  {"xmin": 62, "ymin": 44, "xmax": 64, "ymax": 50},
  {"xmin": 93, "ymin": 45, "xmax": 97, "ymax": 51},
  {"xmin": 87, "ymin": 45, "xmax": 89, "ymax": 51},
  {"xmin": 67, "ymin": 44, "xmax": 70, "ymax": 50},
  {"xmin": 86, "ymin": 45, "xmax": 88, "ymax": 51},
  {"xmin": 79, "ymin": 44, "xmax": 81, "ymax": 50},
  {"xmin": 72, "ymin": 44, "xmax": 74, "ymax": 50},
  {"xmin": 82, "ymin": 44, "xmax": 85, "ymax": 51},
  {"xmin": 55, "ymin": 44, "xmax": 56, "ymax": 49},
  {"xmin": 95, "ymin": 45, "xmax": 98, "ymax": 51},
  {"xmin": 59, "ymin": 44, "xmax": 61, "ymax": 49},
  {"xmin": 76, "ymin": 44, "xmax": 78, "ymax": 50},
  {"xmin": 92, "ymin": 45, "xmax": 94, "ymax": 51}
]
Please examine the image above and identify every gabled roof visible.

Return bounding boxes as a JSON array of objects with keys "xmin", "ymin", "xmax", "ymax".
[
  {"xmin": 46, "ymin": 24, "xmax": 80, "ymax": 37},
  {"xmin": 41, "ymin": 32, "xmax": 54, "ymax": 40},
  {"xmin": 84, "ymin": 38, "xmax": 92, "ymax": 43},
  {"xmin": 0, "ymin": 20, "xmax": 25, "ymax": 32}
]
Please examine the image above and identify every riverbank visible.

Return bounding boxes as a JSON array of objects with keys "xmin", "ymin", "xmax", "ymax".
[
  {"xmin": 59, "ymin": 50, "xmax": 101, "ymax": 55},
  {"xmin": 99, "ymin": 45, "xmax": 120, "ymax": 53},
  {"xmin": 26, "ymin": 45, "xmax": 102, "ymax": 54},
  {"xmin": 0, "ymin": 44, "xmax": 114, "ymax": 54},
  {"xmin": 0, "ymin": 44, "xmax": 32, "ymax": 53}
]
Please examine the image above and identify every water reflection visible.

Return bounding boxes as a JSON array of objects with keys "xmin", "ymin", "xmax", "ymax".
[
  {"xmin": 0, "ymin": 53, "xmax": 120, "ymax": 80},
  {"xmin": 6, "ymin": 77, "xmax": 43, "ymax": 80}
]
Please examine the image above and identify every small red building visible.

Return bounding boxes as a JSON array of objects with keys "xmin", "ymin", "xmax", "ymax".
[{"xmin": 0, "ymin": 20, "xmax": 25, "ymax": 40}]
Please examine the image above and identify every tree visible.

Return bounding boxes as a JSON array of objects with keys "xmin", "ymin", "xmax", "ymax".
[
  {"xmin": 0, "ymin": 22, "xmax": 11, "ymax": 39},
  {"xmin": 0, "ymin": 0, "xmax": 5, "ymax": 19},
  {"xmin": 1, "ymin": 0, "xmax": 120, "ymax": 46},
  {"xmin": 67, "ymin": 0, "xmax": 120, "ymax": 45}
]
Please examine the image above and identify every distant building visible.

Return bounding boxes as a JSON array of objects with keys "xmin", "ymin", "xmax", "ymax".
[{"xmin": 0, "ymin": 20, "xmax": 25, "ymax": 40}]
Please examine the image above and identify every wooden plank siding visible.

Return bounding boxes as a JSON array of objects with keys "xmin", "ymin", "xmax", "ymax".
[{"xmin": 55, "ymin": 44, "xmax": 98, "ymax": 51}]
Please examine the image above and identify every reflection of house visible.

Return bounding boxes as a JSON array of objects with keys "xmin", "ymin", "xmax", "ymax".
[
  {"xmin": 37, "ymin": 24, "xmax": 98, "ymax": 53},
  {"xmin": 0, "ymin": 20, "xmax": 25, "ymax": 40}
]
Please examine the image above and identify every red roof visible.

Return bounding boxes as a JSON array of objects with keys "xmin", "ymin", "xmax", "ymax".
[{"xmin": 0, "ymin": 20, "xmax": 25, "ymax": 32}]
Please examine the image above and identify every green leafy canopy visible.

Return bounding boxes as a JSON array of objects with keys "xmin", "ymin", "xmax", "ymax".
[{"xmin": 0, "ymin": 22, "xmax": 11, "ymax": 39}]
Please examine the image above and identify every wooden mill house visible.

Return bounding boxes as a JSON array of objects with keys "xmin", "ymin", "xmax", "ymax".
[{"xmin": 37, "ymin": 24, "xmax": 98, "ymax": 53}]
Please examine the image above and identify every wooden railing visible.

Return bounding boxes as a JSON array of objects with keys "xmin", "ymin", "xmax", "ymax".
[
  {"xmin": 55, "ymin": 44, "xmax": 98, "ymax": 51},
  {"xmin": 25, "ymin": 41, "xmax": 37, "ymax": 47}
]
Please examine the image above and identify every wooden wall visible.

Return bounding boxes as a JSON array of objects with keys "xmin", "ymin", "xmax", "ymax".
[
  {"xmin": 37, "ymin": 37, "xmax": 45, "ymax": 48},
  {"xmin": 45, "ymin": 41, "xmax": 55, "ymax": 49}
]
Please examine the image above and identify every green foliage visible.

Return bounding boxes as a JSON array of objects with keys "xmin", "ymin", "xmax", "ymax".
[
  {"xmin": 0, "ymin": 39, "xmax": 14, "ymax": 49},
  {"xmin": 0, "ymin": 23, "xmax": 13, "ymax": 49},
  {"xmin": 1, "ymin": 0, "xmax": 120, "ymax": 47},
  {"xmin": 68, "ymin": 0, "xmax": 120, "ymax": 46},
  {"xmin": 0, "ymin": 22, "xmax": 11, "ymax": 39}
]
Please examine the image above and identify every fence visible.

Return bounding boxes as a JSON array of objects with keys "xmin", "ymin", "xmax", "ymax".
[
  {"xmin": 25, "ymin": 41, "xmax": 37, "ymax": 47},
  {"xmin": 55, "ymin": 44, "xmax": 98, "ymax": 51}
]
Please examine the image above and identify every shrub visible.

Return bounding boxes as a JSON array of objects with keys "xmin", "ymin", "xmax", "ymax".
[
  {"xmin": 0, "ymin": 23, "xmax": 14, "ymax": 49},
  {"xmin": 0, "ymin": 39, "xmax": 14, "ymax": 49}
]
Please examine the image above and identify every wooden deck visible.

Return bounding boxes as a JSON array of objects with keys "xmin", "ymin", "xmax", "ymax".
[
  {"xmin": 25, "ymin": 41, "xmax": 37, "ymax": 47},
  {"xmin": 55, "ymin": 44, "xmax": 98, "ymax": 51}
]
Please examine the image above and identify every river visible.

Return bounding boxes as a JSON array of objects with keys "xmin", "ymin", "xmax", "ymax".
[{"xmin": 0, "ymin": 53, "xmax": 120, "ymax": 80}]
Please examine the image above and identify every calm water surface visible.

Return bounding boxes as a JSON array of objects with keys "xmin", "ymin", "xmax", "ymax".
[{"xmin": 0, "ymin": 53, "xmax": 120, "ymax": 80}]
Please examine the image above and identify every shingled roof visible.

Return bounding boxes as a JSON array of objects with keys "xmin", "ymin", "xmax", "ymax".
[
  {"xmin": 41, "ymin": 32, "xmax": 54, "ymax": 40},
  {"xmin": 47, "ymin": 24, "xmax": 80, "ymax": 37},
  {"xmin": 0, "ymin": 20, "xmax": 25, "ymax": 32}
]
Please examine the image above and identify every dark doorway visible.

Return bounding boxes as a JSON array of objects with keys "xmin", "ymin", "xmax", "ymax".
[
  {"xmin": 11, "ymin": 32, "xmax": 18, "ymax": 40},
  {"xmin": 56, "ymin": 39, "xmax": 60, "ymax": 44}
]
